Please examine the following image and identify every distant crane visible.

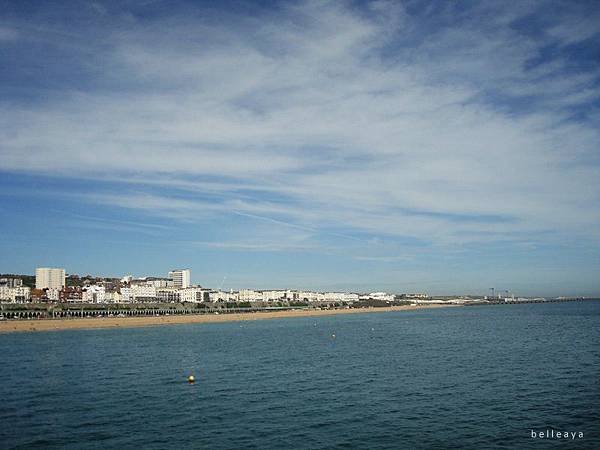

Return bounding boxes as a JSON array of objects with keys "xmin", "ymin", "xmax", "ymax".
[
  {"xmin": 218, "ymin": 276, "xmax": 227, "ymax": 292},
  {"xmin": 489, "ymin": 287, "xmax": 495, "ymax": 299}
]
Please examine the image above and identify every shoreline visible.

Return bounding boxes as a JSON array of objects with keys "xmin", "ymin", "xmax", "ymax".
[{"xmin": 0, "ymin": 304, "xmax": 456, "ymax": 334}]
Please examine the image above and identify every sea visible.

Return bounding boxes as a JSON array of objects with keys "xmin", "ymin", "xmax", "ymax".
[{"xmin": 1, "ymin": 301, "xmax": 599, "ymax": 449}]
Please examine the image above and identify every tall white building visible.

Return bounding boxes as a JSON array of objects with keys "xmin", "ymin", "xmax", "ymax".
[
  {"xmin": 35, "ymin": 267, "xmax": 66, "ymax": 290},
  {"xmin": 169, "ymin": 269, "xmax": 191, "ymax": 289}
]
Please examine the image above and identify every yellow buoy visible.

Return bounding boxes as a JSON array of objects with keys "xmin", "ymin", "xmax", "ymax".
[{"xmin": 188, "ymin": 375, "xmax": 196, "ymax": 383}]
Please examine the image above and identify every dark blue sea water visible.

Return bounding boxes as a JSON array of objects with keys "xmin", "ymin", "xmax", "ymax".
[{"xmin": 1, "ymin": 301, "xmax": 599, "ymax": 449}]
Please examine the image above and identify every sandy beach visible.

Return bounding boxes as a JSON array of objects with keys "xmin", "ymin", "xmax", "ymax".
[{"xmin": 0, "ymin": 304, "xmax": 456, "ymax": 334}]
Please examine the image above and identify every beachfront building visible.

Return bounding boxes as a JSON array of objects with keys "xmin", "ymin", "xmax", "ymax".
[
  {"xmin": 343, "ymin": 293, "xmax": 359, "ymax": 302},
  {"xmin": 180, "ymin": 287, "xmax": 207, "ymax": 303},
  {"xmin": 35, "ymin": 267, "xmax": 66, "ymax": 290},
  {"xmin": 261, "ymin": 290, "xmax": 287, "ymax": 302},
  {"xmin": 131, "ymin": 285, "xmax": 157, "ymax": 302},
  {"xmin": 120, "ymin": 285, "xmax": 156, "ymax": 303},
  {"xmin": 208, "ymin": 290, "xmax": 238, "ymax": 302},
  {"xmin": 0, "ymin": 286, "xmax": 31, "ymax": 302},
  {"xmin": 82, "ymin": 285, "xmax": 106, "ymax": 303},
  {"xmin": 103, "ymin": 290, "xmax": 122, "ymax": 303},
  {"xmin": 284, "ymin": 290, "xmax": 300, "ymax": 301},
  {"xmin": 46, "ymin": 288, "xmax": 60, "ymax": 302},
  {"xmin": 169, "ymin": 269, "xmax": 191, "ymax": 289},
  {"xmin": 60, "ymin": 286, "xmax": 83, "ymax": 302},
  {"xmin": 238, "ymin": 289, "xmax": 263, "ymax": 302},
  {"xmin": 297, "ymin": 291, "xmax": 313, "ymax": 302},
  {"xmin": 156, "ymin": 288, "xmax": 181, "ymax": 303},
  {"xmin": 14, "ymin": 286, "xmax": 31, "ymax": 302},
  {"xmin": 322, "ymin": 292, "xmax": 358, "ymax": 303},
  {"xmin": 365, "ymin": 292, "xmax": 395, "ymax": 302},
  {"xmin": 120, "ymin": 287, "xmax": 133, "ymax": 303},
  {"xmin": 323, "ymin": 292, "xmax": 342, "ymax": 302},
  {"xmin": 208, "ymin": 291, "xmax": 223, "ymax": 302},
  {"xmin": 297, "ymin": 291, "xmax": 327, "ymax": 302}
]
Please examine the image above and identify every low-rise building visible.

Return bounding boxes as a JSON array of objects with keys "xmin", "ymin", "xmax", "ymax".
[
  {"xmin": 261, "ymin": 290, "xmax": 287, "ymax": 302},
  {"xmin": 238, "ymin": 289, "xmax": 262, "ymax": 302},
  {"xmin": 156, "ymin": 288, "xmax": 181, "ymax": 303},
  {"xmin": 323, "ymin": 292, "xmax": 351, "ymax": 302},
  {"xmin": 208, "ymin": 290, "xmax": 237, "ymax": 302},
  {"xmin": 60, "ymin": 286, "xmax": 83, "ymax": 302},
  {"xmin": 0, "ymin": 286, "xmax": 32, "ymax": 302},
  {"xmin": 180, "ymin": 287, "xmax": 207, "ymax": 303},
  {"xmin": 82, "ymin": 285, "xmax": 106, "ymax": 303},
  {"xmin": 343, "ymin": 293, "xmax": 359, "ymax": 302},
  {"xmin": 46, "ymin": 288, "xmax": 60, "ymax": 302},
  {"xmin": 298, "ymin": 291, "xmax": 318, "ymax": 302},
  {"xmin": 104, "ymin": 290, "xmax": 122, "ymax": 303},
  {"xmin": 31, "ymin": 288, "xmax": 47, "ymax": 302},
  {"xmin": 120, "ymin": 287, "xmax": 134, "ymax": 303},
  {"xmin": 366, "ymin": 292, "xmax": 395, "ymax": 302},
  {"xmin": 131, "ymin": 284, "xmax": 157, "ymax": 302},
  {"xmin": 14, "ymin": 286, "xmax": 31, "ymax": 302}
]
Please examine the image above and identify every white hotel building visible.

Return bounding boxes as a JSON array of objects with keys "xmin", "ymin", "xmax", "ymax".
[{"xmin": 169, "ymin": 269, "xmax": 191, "ymax": 289}]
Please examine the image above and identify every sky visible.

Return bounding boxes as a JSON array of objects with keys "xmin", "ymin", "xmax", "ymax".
[{"xmin": 1, "ymin": 0, "xmax": 599, "ymax": 296}]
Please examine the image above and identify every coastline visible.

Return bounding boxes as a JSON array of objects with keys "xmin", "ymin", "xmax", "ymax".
[{"xmin": 0, "ymin": 304, "xmax": 456, "ymax": 334}]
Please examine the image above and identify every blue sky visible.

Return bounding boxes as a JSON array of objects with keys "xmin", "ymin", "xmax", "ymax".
[{"xmin": 1, "ymin": 0, "xmax": 599, "ymax": 296}]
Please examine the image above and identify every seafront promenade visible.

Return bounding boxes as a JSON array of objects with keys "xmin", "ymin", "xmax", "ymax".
[{"xmin": 0, "ymin": 304, "xmax": 456, "ymax": 333}]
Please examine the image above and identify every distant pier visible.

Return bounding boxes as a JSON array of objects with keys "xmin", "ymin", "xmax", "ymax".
[{"xmin": 464, "ymin": 297, "xmax": 594, "ymax": 306}]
